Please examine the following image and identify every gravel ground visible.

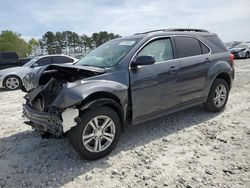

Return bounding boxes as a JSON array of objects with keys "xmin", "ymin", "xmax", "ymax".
[{"xmin": 0, "ymin": 59, "xmax": 250, "ymax": 188}]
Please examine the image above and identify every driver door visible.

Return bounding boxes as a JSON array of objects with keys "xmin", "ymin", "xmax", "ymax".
[{"xmin": 129, "ymin": 37, "xmax": 181, "ymax": 124}]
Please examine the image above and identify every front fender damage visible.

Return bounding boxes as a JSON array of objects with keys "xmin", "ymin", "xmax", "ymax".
[{"xmin": 23, "ymin": 77, "xmax": 128, "ymax": 136}]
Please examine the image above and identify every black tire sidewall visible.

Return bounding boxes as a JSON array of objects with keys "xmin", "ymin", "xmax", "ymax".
[
  {"xmin": 205, "ymin": 78, "xmax": 229, "ymax": 112},
  {"xmin": 68, "ymin": 106, "xmax": 121, "ymax": 160},
  {"xmin": 3, "ymin": 75, "xmax": 22, "ymax": 90},
  {"xmin": 246, "ymin": 52, "xmax": 250, "ymax": 59}
]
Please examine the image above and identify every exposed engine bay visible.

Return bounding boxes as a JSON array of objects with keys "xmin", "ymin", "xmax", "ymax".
[
  {"xmin": 26, "ymin": 64, "xmax": 105, "ymax": 112},
  {"xmin": 23, "ymin": 64, "xmax": 105, "ymax": 135}
]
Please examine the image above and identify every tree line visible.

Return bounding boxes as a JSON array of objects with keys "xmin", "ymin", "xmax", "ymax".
[
  {"xmin": 39, "ymin": 31, "xmax": 121, "ymax": 55},
  {"xmin": 0, "ymin": 30, "xmax": 121, "ymax": 58}
]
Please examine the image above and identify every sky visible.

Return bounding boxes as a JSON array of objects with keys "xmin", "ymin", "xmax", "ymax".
[{"xmin": 0, "ymin": 0, "xmax": 250, "ymax": 42}]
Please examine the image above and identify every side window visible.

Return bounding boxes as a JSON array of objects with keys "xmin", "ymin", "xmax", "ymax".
[
  {"xmin": 36, "ymin": 57, "xmax": 52, "ymax": 66},
  {"xmin": 53, "ymin": 56, "xmax": 73, "ymax": 64},
  {"xmin": 137, "ymin": 38, "xmax": 173, "ymax": 63},
  {"xmin": 200, "ymin": 42, "xmax": 210, "ymax": 54},
  {"xmin": 174, "ymin": 36, "xmax": 202, "ymax": 58}
]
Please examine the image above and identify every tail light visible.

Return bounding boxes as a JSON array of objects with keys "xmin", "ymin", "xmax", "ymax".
[{"xmin": 229, "ymin": 53, "xmax": 234, "ymax": 64}]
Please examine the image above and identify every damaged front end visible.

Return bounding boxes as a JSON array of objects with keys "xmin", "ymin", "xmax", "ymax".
[{"xmin": 22, "ymin": 64, "xmax": 105, "ymax": 136}]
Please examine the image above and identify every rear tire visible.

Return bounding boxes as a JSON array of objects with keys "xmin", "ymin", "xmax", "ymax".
[
  {"xmin": 3, "ymin": 75, "xmax": 22, "ymax": 90},
  {"xmin": 245, "ymin": 52, "xmax": 249, "ymax": 59},
  {"xmin": 68, "ymin": 106, "xmax": 121, "ymax": 160},
  {"xmin": 204, "ymin": 78, "xmax": 229, "ymax": 112}
]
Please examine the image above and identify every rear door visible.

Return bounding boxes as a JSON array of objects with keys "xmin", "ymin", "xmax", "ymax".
[
  {"xmin": 173, "ymin": 36, "xmax": 211, "ymax": 102},
  {"xmin": 129, "ymin": 37, "xmax": 181, "ymax": 123}
]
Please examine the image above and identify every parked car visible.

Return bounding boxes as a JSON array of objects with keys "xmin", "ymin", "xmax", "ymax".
[
  {"xmin": 0, "ymin": 52, "xmax": 32, "ymax": 70},
  {"xmin": 0, "ymin": 54, "xmax": 78, "ymax": 90},
  {"xmin": 229, "ymin": 43, "xmax": 250, "ymax": 59},
  {"xmin": 22, "ymin": 28, "xmax": 234, "ymax": 160}
]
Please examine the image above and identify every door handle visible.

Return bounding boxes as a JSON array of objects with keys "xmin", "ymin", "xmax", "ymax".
[
  {"xmin": 170, "ymin": 66, "xmax": 177, "ymax": 73},
  {"xmin": 205, "ymin": 58, "xmax": 211, "ymax": 63}
]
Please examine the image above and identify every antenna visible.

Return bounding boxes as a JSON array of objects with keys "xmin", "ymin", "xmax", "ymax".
[{"xmin": 188, "ymin": 21, "xmax": 191, "ymax": 29}]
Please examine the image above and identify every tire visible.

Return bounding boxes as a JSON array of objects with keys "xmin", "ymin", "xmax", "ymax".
[
  {"xmin": 204, "ymin": 78, "xmax": 229, "ymax": 112},
  {"xmin": 68, "ymin": 106, "xmax": 121, "ymax": 160},
  {"xmin": 245, "ymin": 52, "xmax": 249, "ymax": 59},
  {"xmin": 3, "ymin": 75, "xmax": 22, "ymax": 90}
]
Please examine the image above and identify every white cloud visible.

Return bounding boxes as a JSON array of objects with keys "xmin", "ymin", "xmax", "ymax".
[{"xmin": 0, "ymin": 0, "xmax": 249, "ymax": 41}]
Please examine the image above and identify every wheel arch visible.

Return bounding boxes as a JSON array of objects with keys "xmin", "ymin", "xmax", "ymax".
[
  {"xmin": 214, "ymin": 72, "xmax": 232, "ymax": 90},
  {"xmin": 79, "ymin": 92, "xmax": 126, "ymax": 130}
]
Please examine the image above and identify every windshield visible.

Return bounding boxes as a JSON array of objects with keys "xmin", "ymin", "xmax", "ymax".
[
  {"xmin": 76, "ymin": 39, "xmax": 140, "ymax": 67},
  {"xmin": 23, "ymin": 57, "xmax": 40, "ymax": 67},
  {"xmin": 234, "ymin": 44, "xmax": 248, "ymax": 48}
]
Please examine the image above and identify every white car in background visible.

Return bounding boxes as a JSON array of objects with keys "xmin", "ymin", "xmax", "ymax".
[
  {"xmin": 229, "ymin": 43, "xmax": 250, "ymax": 59},
  {"xmin": 0, "ymin": 55, "xmax": 78, "ymax": 90}
]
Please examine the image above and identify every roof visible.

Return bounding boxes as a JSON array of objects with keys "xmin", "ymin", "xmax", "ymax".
[{"xmin": 126, "ymin": 28, "xmax": 216, "ymax": 39}]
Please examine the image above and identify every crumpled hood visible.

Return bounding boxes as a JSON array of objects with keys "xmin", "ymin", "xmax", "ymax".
[{"xmin": 23, "ymin": 64, "xmax": 105, "ymax": 92}]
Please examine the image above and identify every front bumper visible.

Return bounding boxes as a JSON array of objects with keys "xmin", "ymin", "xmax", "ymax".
[
  {"xmin": 231, "ymin": 51, "xmax": 245, "ymax": 58},
  {"xmin": 23, "ymin": 104, "xmax": 63, "ymax": 136}
]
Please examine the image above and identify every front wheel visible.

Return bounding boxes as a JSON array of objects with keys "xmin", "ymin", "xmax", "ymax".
[
  {"xmin": 3, "ymin": 75, "xmax": 22, "ymax": 90},
  {"xmin": 68, "ymin": 106, "xmax": 121, "ymax": 160},
  {"xmin": 204, "ymin": 78, "xmax": 229, "ymax": 112}
]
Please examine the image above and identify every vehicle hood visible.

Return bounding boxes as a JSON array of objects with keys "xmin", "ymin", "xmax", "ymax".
[
  {"xmin": 229, "ymin": 48, "xmax": 246, "ymax": 53},
  {"xmin": 0, "ymin": 66, "xmax": 29, "ymax": 76},
  {"xmin": 23, "ymin": 64, "xmax": 105, "ymax": 92}
]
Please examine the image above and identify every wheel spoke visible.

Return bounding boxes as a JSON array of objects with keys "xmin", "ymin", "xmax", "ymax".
[
  {"xmin": 98, "ymin": 138, "xmax": 102, "ymax": 151},
  {"xmin": 93, "ymin": 117, "xmax": 99, "ymax": 127},
  {"xmin": 83, "ymin": 134, "xmax": 95, "ymax": 144},
  {"xmin": 103, "ymin": 131, "xmax": 114, "ymax": 138},
  {"xmin": 220, "ymin": 94, "xmax": 226, "ymax": 99},
  {"xmin": 83, "ymin": 133, "xmax": 95, "ymax": 140},
  {"xmin": 102, "ymin": 135, "xmax": 113, "ymax": 143},
  {"xmin": 94, "ymin": 138, "xmax": 99, "ymax": 152},
  {"xmin": 100, "ymin": 118, "xmax": 110, "ymax": 130},
  {"xmin": 89, "ymin": 120, "xmax": 98, "ymax": 131}
]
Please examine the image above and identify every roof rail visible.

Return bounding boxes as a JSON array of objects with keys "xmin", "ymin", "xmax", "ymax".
[
  {"xmin": 165, "ymin": 28, "xmax": 209, "ymax": 32},
  {"xmin": 134, "ymin": 28, "xmax": 209, "ymax": 35},
  {"xmin": 134, "ymin": 29, "xmax": 167, "ymax": 35}
]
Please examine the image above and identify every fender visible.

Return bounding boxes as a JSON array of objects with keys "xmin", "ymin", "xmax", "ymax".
[
  {"xmin": 51, "ymin": 80, "xmax": 128, "ymax": 109},
  {"xmin": 205, "ymin": 60, "xmax": 233, "ymax": 97},
  {"xmin": 80, "ymin": 98, "xmax": 125, "ymax": 129}
]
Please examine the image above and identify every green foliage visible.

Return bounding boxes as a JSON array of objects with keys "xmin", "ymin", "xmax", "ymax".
[
  {"xmin": 0, "ymin": 30, "xmax": 121, "ymax": 56},
  {"xmin": 28, "ymin": 38, "xmax": 39, "ymax": 56},
  {"xmin": 0, "ymin": 30, "xmax": 31, "ymax": 58},
  {"xmin": 39, "ymin": 31, "xmax": 121, "ymax": 54}
]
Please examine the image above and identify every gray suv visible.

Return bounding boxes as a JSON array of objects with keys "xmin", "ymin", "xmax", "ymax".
[{"xmin": 22, "ymin": 28, "xmax": 235, "ymax": 160}]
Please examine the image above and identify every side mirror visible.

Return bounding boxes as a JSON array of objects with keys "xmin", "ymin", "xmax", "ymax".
[
  {"xmin": 31, "ymin": 63, "xmax": 38, "ymax": 68},
  {"xmin": 131, "ymin": 56, "xmax": 156, "ymax": 67}
]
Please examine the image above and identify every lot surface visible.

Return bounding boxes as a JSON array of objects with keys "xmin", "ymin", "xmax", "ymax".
[{"xmin": 0, "ymin": 59, "xmax": 250, "ymax": 188}]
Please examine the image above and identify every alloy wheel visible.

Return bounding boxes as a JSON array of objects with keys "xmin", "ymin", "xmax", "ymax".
[
  {"xmin": 82, "ymin": 115, "xmax": 116, "ymax": 153},
  {"xmin": 213, "ymin": 84, "xmax": 227, "ymax": 108}
]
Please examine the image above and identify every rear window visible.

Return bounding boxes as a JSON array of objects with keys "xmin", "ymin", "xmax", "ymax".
[
  {"xmin": 174, "ymin": 36, "xmax": 203, "ymax": 58},
  {"xmin": 2, "ymin": 52, "xmax": 18, "ymax": 60},
  {"xmin": 204, "ymin": 35, "xmax": 227, "ymax": 52}
]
